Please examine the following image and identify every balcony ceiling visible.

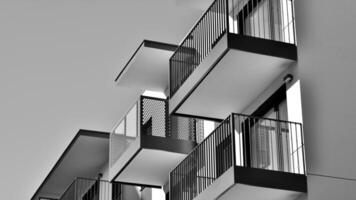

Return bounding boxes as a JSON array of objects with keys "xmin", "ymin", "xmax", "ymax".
[
  {"xmin": 31, "ymin": 130, "xmax": 109, "ymax": 200},
  {"xmin": 112, "ymin": 145, "xmax": 187, "ymax": 187},
  {"xmin": 115, "ymin": 40, "xmax": 177, "ymax": 94},
  {"xmin": 175, "ymin": 47, "xmax": 294, "ymax": 119}
]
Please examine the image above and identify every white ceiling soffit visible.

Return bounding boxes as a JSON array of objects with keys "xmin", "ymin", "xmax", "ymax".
[
  {"xmin": 177, "ymin": 49, "xmax": 293, "ymax": 119},
  {"xmin": 115, "ymin": 40, "xmax": 178, "ymax": 93},
  {"xmin": 115, "ymin": 149, "xmax": 187, "ymax": 187},
  {"xmin": 31, "ymin": 130, "xmax": 109, "ymax": 200}
]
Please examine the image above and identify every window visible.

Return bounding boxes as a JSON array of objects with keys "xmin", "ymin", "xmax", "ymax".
[
  {"xmin": 114, "ymin": 120, "xmax": 125, "ymax": 135},
  {"xmin": 113, "ymin": 103, "xmax": 137, "ymax": 138},
  {"xmin": 250, "ymin": 85, "xmax": 290, "ymax": 171},
  {"xmin": 112, "ymin": 182, "xmax": 122, "ymax": 200},
  {"xmin": 126, "ymin": 104, "xmax": 137, "ymax": 137}
]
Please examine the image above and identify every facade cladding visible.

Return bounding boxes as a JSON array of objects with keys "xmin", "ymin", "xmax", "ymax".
[{"xmin": 33, "ymin": 0, "xmax": 356, "ymax": 200}]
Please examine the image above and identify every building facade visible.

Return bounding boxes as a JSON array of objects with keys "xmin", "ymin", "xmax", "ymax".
[{"xmin": 32, "ymin": 0, "xmax": 356, "ymax": 199}]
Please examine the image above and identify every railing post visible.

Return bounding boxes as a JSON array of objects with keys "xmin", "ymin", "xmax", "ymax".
[
  {"xmin": 225, "ymin": 0, "xmax": 229, "ymax": 34},
  {"xmin": 74, "ymin": 178, "xmax": 77, "ymax": 200},
  {"xmin": 169, "ymin": 58, "xmax": 172, "ymax": 97},
  {"xmin": 139, "ymin": 96, "xmax": 143, "ymax": 146},
  {"xmin": 165, "ymin": 99, "xmax": 170, "ymax": 138},
  {"xmin": 243, "ymin": 116, "xmax": 251, "ymax": 168},
  {"xmin": 230, "ymin": 114, "xmax": 236, "ymax": 167}
]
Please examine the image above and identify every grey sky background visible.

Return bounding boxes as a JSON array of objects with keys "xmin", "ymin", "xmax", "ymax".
[{"xmin": 0, "ymin": 1, "xmax": 202, "ymax": 199}]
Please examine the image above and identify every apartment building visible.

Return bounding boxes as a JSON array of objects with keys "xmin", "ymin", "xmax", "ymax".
[{"xmin": 32, "ymin": 0, "xmax": 356, "ymax": 199}]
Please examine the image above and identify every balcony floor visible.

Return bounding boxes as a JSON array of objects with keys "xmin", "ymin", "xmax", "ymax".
[{"xmin": 194, "ymin": 166, "xmax": 306, "ymax": 200}]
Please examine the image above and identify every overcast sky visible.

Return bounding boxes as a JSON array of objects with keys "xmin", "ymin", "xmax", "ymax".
[{"xmin": 0, "ymin": 1, "xmax": 202, "ymax": 199}]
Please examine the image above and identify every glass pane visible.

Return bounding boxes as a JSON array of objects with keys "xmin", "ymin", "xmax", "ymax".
[
  {"xmin": 114, "ymin": 120, "xmax": 125, "ymax": 135},
  {"xmin": 126, "ymin": 103, "xmax": 137, "ymax": 137},
  {"xmin": 203, "ymin": 120, "xmax": 216, "ymax": 138},
  {"xmin": 278, "ymin": 99, "xmax": 288, "ymax": 121}
]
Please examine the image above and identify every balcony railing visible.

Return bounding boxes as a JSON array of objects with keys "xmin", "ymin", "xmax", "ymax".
[
  {"xmin": 110, "ymin": 96, "xmax": 213, "ymax": 167},
  {"xmin": 59, "ymin": 178, "xmax": 121, "ymax": 200},
  {"xmin": 170, "ymin": 113, "xmax": 305, "ymax": 200},
  {"xmin": 169, "ymin": 0, "xmax": 296, "ymax": 97}
]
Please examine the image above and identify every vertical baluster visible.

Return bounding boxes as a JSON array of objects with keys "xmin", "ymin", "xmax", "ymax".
[
  {"xmin": 209, "ymin": 8, "xmax": 212, "ymax": 51},
  {"xmin": 204, "ymin": 14, "xmax": 207, "ymax": 59},
  {"xmin": 207, "ymin": 136, "xmax": 210, "ymax": 187},
  {"xmin": 196, "ymin": 145, "xmax": 199, "ymax": 195},
  {"xmin": 237, "ymin": 115, "xmax": 241, "ymax": 166},
  {"xmin": 291, "ymin": 0, "xmax": 296, "ymax": 44},
  {"xmin": 294, "ymin": 123, "xmax": 300, "ymax": 174},
  {"xmin": 289, "ymin": 122, "xmax": 295, "ymax": 173},
  {"xmin": 281, "ymin": 0, "xmax": 286, "ymax": 42},
  {"xmin": 285, "ymin": 0, "xmax": 290, "ymax": 43},
  {"xmin": 218, "ymin": 0, "xmax": 221, "ymax": 35},
  {"xmin": 204, "ymin": 139, "xmax": 207, "ymax": 191},
  {"xmin": 300, "ymin": 123, "xmax": 305, "ymax": 174}
]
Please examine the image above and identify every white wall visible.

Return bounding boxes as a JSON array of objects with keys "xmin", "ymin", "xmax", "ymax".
[
  {"xmin": 295, "ymin": 0, "xmax": 356, "ymax": 179},
  {"xmin": 240, "ymin": 0, "xmax": 356, "ymax": 198},
  {"xmin": 296, "ymin": 174, "xmax": 356, "ymax": 200},
  {"xmin": 295, "ymin": 0, "xmax": 356, "ymax": 198}
]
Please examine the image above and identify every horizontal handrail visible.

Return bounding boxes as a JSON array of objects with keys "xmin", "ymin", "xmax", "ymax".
[{"xmin": 232, "ymin": 112, "xmax": 302, "ymax": 126}]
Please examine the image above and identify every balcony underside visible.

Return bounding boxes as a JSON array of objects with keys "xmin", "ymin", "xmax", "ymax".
[
  {"xmin": 115, "ymin": 40, "xmax": 177, "ymax": 93},
  {"xmin": 31, "ymin": 130, "xmax": 109, "ymax": 200},
  {"xmin": 110, "ymin": 135, "xmax": 196, "ymax": 187},
  {"xmin": 195, "ymin": 166, "xmax": 306, "ymax": 200},
  {"xmin": 170, "ymin": 33, "xmax": 296, "ymax": 119}
]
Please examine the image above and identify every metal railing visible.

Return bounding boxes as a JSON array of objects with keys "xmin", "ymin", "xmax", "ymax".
[
  {"xmin": 139, "ymin": 96, "xmax": 208, "ymax": 141},
  {"xmin": 233, "ymin": 113, "xmax": 305, "ymax": 174},
  {"xmin": 170, "ymin": 113, "xmax": 305, "ymax": 200},
  {"xmin": 169, "ymin": 0, "xmax": 228, "ymax": 97},
  {"xmin": 169, "ymin": 0, "xmax": 296, "ymax": 97},
  {"xmin": 229, "ymin": 0, "xmax": 296, "ymax": 43},
  {"xmin": 110, "ymin": 96, "xmax": 217, "ymax": 167},
  {"xmin": 59, "ymin": 178, "xmax": 121, "ymax": 200},
  {"xmin": 170, "ymin": 117, "xmax": 233, "ymax": 200}
]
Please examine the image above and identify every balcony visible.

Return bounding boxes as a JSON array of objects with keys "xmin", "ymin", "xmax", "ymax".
[
  {"xmin": 115, "ymin": 40, "xmax": 177, "ymax": 96},
  {"xmin": 109, "ymin": 95, "xmax": 216, "ymax": 187},
  {"xmin": 31, "ymin": 130, "xmax": 110, "ymax": 200},
  {"xmin": 170, "ymin": 113, "xmax": 306, "ymax": 200},
  {"xmin": 169, "ymin": 0, "xmax": 297, "ymax": 119},
  {"xmin": 59, "ymin": 178, "xmax": 121, "ymax": 200}
]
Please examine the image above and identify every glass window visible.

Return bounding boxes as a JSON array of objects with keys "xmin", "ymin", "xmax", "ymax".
[
  {"xmin": 126, "ymin": 103, "xmax": 137, "ymax": 137},
  {"xmin": 114, "ymin": 120, "xmax": 125, "ymax": 135}
]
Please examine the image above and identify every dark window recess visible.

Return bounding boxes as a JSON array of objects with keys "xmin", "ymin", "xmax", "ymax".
[
  {"xmin": 166, "ymin": 192, "xmax": 169, "ymax": 200},
  {"xmin": 246, "ymin": 84, "xmax": 289, "ymax": 170},
  {"xmin": 142, "ymin": 117, "xmax": 152, "ymax": 136},
  {"xmin": 112, "ymin": 182, "xmax": 122, "ymax": 200},
  {"xmin": 82, "ymin": 181, "xmax": 99, "ymax": 200}
]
